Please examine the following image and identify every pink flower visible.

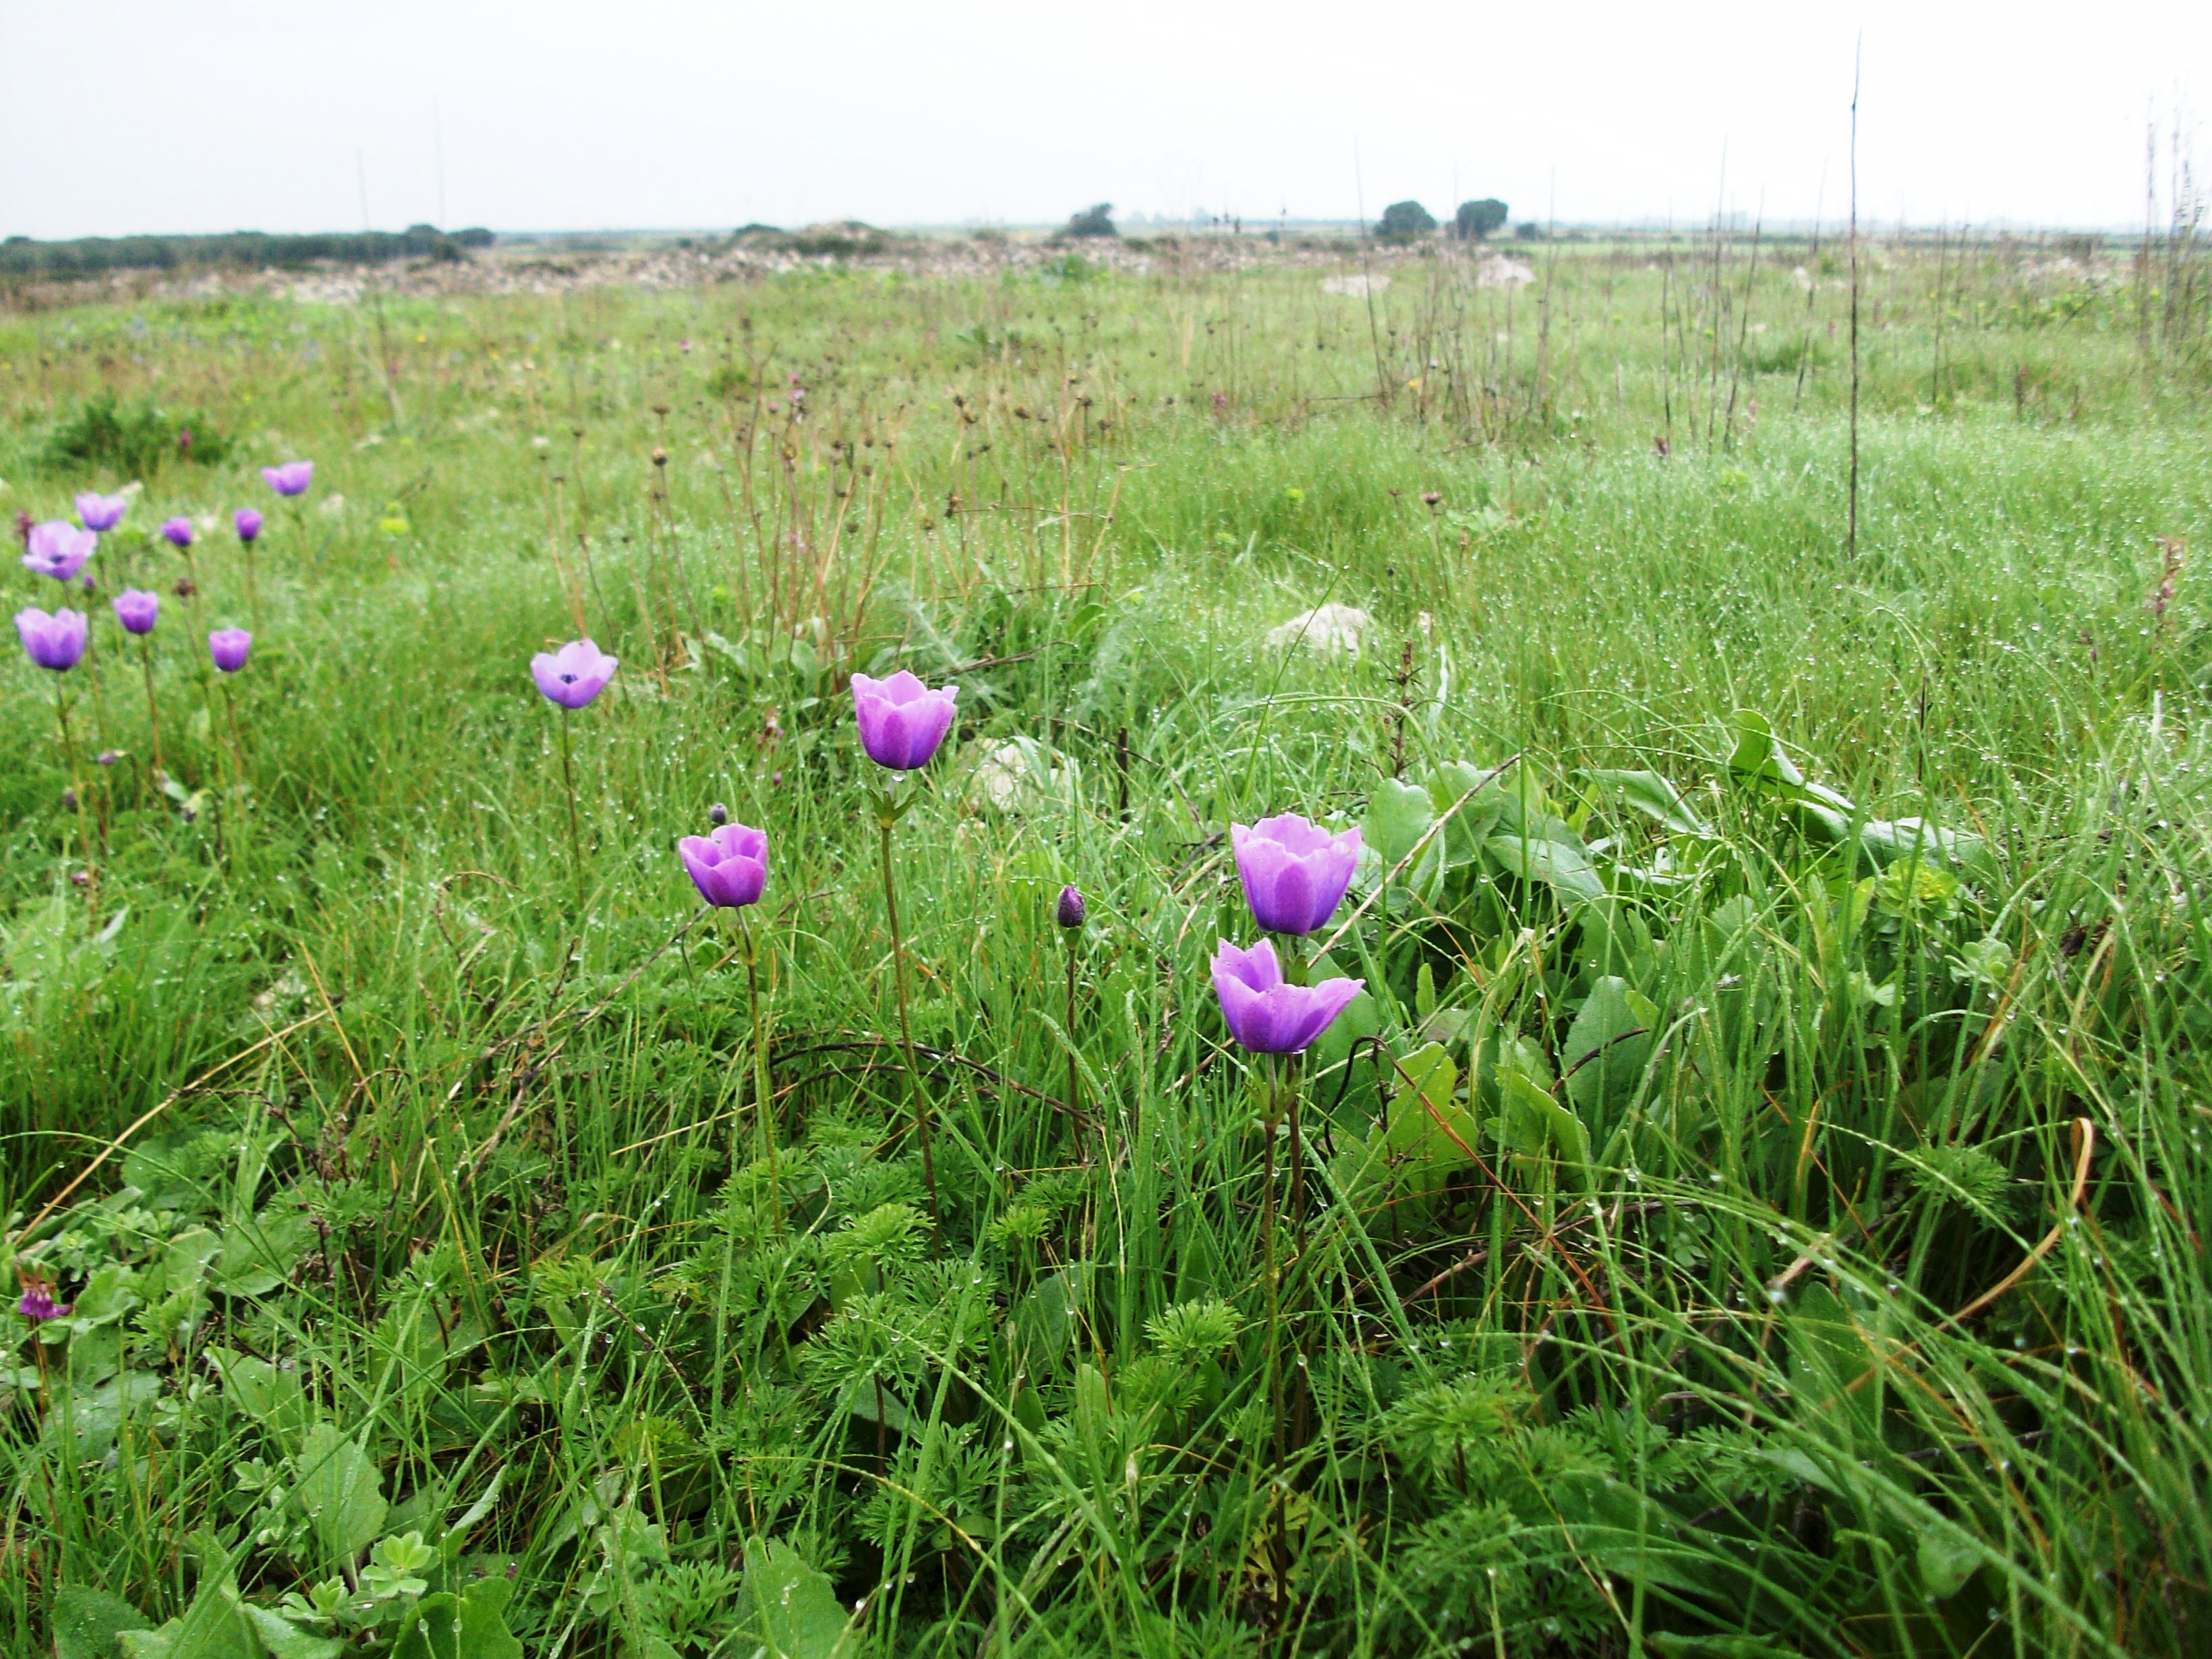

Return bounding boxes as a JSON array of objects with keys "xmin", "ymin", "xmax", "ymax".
[
  {"xmin": 1211, "ymin": 937, "xmax": 1363, "ymax": 1054},
  {"xmin": 850, "ymin": 670, "xmax": 958, "ymax": 771},
  {"xmin": 678, "ymin": 821, "xmax": 768, "ymax": 908},
  {"xmin": 1231, "ymin": 813, "xmax": 1362, "ymax": 937}
]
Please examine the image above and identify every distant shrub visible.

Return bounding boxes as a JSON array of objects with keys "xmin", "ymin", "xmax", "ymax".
[
  {"xmin": 789, "ymin": 221, "xmax": 896, "ymax": 258},
  {"xmin": 1064, "ymin": 202, "xmax": 1117, "ymax": 239},
  {"xmin": 1455, "ymin": 198, "xmax": 1509, "ymax": 241},
  {"xmin": 1513, "ymin": 221, "xmax": 1544, "ymax": 242},
  {"xmin": 38, "ymin": 390, "xmax": 230, "ymax": 477},
  {"xmin": 1377, "ymin": 201, "xmax": 1436, "ymax": 244},
  {"xmin": 0, "ymin": 225, "xmax": 477, "ymax": 278}
]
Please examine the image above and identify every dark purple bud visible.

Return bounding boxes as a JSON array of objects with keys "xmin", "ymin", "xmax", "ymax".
[
  {"xmin": 1057, "ymin": 884, "xmax": 1086, "ymax": 930},
  {"xmin": 235, "ymin": 508, "xmax": 264, "ymax": 543},
  {"xmin": 96, "ymin": 750, "xmax": 121, "ymax": 767},
  {"xmin": 61, "ymin": 788, "xmax": 79, "ymax": 811},
  {"xmin": 69, "ymin": 869, "xmax": 90, "ymax": 889},
  {"xmin": 708, "ymin": 802, "xmax": 730, "ymax": 826}
]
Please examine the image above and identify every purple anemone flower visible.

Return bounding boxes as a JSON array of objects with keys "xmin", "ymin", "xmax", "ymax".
[
  {"xmin": 113, "ymin": 589, "xmax": 161, "ymax": 635},
  {"xmin": 262, "ymin": 461, "xmax": 315, "ymax": 496},
  {"xmin": 161, "ymin": 517, "xmax": 194, "ymax": 549},
  {"xmin": 17, "ymin": 1284, "xmax": 71, "ymax": 1322},
  {"xmin": 850, "ymin": 670, "xmax": 959, "ymax": 771},
  {"xmin": 1210, "ymin": 937, "xmax": 1364, "ymax": 1055},
  {"xmin": 16, "ymin": 607, "xmax": 88, "ymax": 672},
  {"xmin": 530, "ymin": 639, "xmax": 617, "ymax": 709},
  {"xmin": 208, "ymin": 628, "xmax": 253, "ymax": 673},
  {"xmin": 678, "ymin": 821, "xmax": 768, "ymax": 908},
  {"xmin": 24, "ymin": 521, "xmax": 96, "ymax": 582},
  {"xmin": 235, "ymin": 508, "xmax": 264, "ymax": 543},
  {"xmin": 76, "ymin": 493, "xmax": 129, "ymax": 532},
  {"xmin": 1231, "ymin": 813, "xmax": 1362, "ymax": 937},
  {"xmin": 1057, "ymin": 885, "xmax": 1086, "ymax": 930}
]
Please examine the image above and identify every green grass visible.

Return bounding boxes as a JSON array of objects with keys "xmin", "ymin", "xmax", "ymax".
[{"xmin": 3, "ymin": 240, "xmax": 2210, "ymax": 1657}]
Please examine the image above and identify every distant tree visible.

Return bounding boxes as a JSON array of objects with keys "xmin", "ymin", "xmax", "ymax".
[
  {"xmin": 1376, "ymin": 200, "xmax": 1436, "ymax": 244},
  {"xmin": 1064, "ymin": 203, "xmax": 1117, "ymax": 239},
  {"xmin": 1514, "ymin": 221, "xmax": 1544, "ymax": 242},
  {"xmin": 1454, "ymin": 198, "xmax": 1509, "ymax": 241}
]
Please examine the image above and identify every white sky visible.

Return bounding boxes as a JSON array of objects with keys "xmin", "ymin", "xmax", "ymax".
[{"xmin": 3, "ymin": 1, "xmax": 2206, "ymax": 238}]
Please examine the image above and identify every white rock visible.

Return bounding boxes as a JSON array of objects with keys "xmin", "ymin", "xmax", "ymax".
[
  {"xmin": 972, "ymin": 738, "xmax": 1066, "ymax": 811},
  {"xmin": 1266, "ymin": 604, "xmax": 1370, "ymax": 658}
]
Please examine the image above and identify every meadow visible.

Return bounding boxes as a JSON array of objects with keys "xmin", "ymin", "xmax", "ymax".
[{"xmin": 2, "ymin": 229, "xmax": 2209, "ymax": 1658}]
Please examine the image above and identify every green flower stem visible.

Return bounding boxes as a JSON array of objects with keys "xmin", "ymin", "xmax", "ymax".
[
  {"xmin": 738, "ymin": 906, "xmax": 782, "ymax": 1235},
  {"xmin": 877, "ymin": 791, "xmax": 940, "ymax": 1239},
  {"xmin": 54, "ymin": 677, "xmax": 98, "ymax": 933},
  {"xmin": 558, "ymin": 705, "xmax": 584, "ymax": 910}
]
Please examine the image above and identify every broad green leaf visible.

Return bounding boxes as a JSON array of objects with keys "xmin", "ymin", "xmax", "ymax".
[
  {"xmin": 1915, "ymin": 1523, "xmax": 1981, "ymax": 1600},
  {"xmin": 117, "ymin": 1536, "xmax": 255, "ymax": 1659},
  {"xmin": 740, "ymin": 1536, "xmax": 858, "ymax": 1659},
  {"xmin": 1484, "ymin": 832, "xmax": 1606, "ymax": 902},
  {"xmin": 1499, "ymin": 1069, "xmax": 1591, "ymax": 1188},
  {"xmin": 1563, "ymin": 977, "xmax": 1660, "ymax": 1115},
  {"xmin": 1861, "ymin": 815, "xmax": 1987, "ymax": 869},
  {"xmin": 239, "ymin": 1606, "xmax": 343, "ymax": 1659},
  {"xmin": 293, "ymin": 1424, "xmax": 387, "ymax": 1567},
  {"xmin": 1583, "ymin": 768, "xmax": 1713, "ymax": 836},
  {"xmin": 209, "ymin": 1349, "xmax": 314, "ymax": 1453},
  {"xmin": 53, "ymin": 1585, "xmax": 152, "ymax": 1659},
  {"xmin": 1382, "ymin": 1043, "xmax": 1479, "ymax": 1166},
  {"xmin": 1364, "ymin": 778, "xmax": 1433, "ymax": 867},
  {"xmin": 391, "ymin": 1576, "xmax": 523, "ymax": 1659},
  {"xmin": 1724, "ymin": 709, "xmax": 1804, "ymax": 787}
]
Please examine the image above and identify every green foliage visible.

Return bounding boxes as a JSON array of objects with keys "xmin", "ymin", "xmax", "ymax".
[
  {"xmin": 1454, "ymin": 197, "xmax": 1509, "ymax": 240},
  {"xmin": 1061, "ymin": 202, "xmax": 1116, "ymax": 239},
  {"xmin": 38, "ymin": 388, "xmax": 231, "ymax": 476},
  {"xmin": 1376, "ymin": 200, "xmax": 1436, "ymax": 243},
  {"xmin": 1, "ymin": 242, "xmax": 2208, "ymax": 1658}
]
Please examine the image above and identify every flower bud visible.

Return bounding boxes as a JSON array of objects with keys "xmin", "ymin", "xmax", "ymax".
[
  {"xmin": 1056, "ymin": 884, "xmax": 1086, "ymax": 931},
  {"xmin": 708, "ymin": 802, "xmax": 730, "ymax": 826}
]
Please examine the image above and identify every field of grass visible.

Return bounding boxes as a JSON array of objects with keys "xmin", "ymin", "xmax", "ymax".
[{"xmin": 3, "ymin": 235, "xmax": 2210, "ymax": 1658}]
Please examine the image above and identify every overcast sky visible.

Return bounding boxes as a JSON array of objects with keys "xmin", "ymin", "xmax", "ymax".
[{"xmin": 4, "ymin": 1, "xmax": 2206, "ymax": 238}]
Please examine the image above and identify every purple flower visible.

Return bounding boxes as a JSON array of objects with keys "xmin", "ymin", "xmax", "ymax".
[
  {"xmin": 235, "ymin": 508, "xmax": 264, "ymax": 543},
  {"xmin": 262, "ymin": 461, "xmax": 315, "ymax": 496},
  {"xmin": 1211, "ymin": 937, "xmax": 1364, "ymax": 1055},
  {"xmin": 24, "ymin": 521, "xmax": 96, "ymax": 582},
  {"xmin": 76, "ymin": 493, "xmax": 129, "ymax": 532},
  {"xmin": 1231, "ymin": 813, "xmax": 1362, "ymax": 937},
  {"xmin": 208, "ymin": 628, "xmax": 253, "ymax": 673},
  {"xmin": 1057, "ymin": 885, "xmax": 1086, "ymax": 930},
  {"xmin": 16, "ymin": 608, "xmax": 88, "ymax": 672},
  {"xmin": 531, "ymin": 638, "xmax": 618, "ymax": 709},
  {"xmin": 850, "ymin": 670, "xmax": 958, "ymax": 771},
  {"xmin": 161, "ymin": 517, "xmax": 194, "ymax": 549},
  {"xmin": 113, "ymin": 589, "xmax": 161, "ymax": 635},
  {"xmin": 17, "ymin": 1284, "xmax": 71, "ymax": 1322},
  {"xmin": 678, "ymin": 821, "xmax": 768, "ymax": 908}
]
